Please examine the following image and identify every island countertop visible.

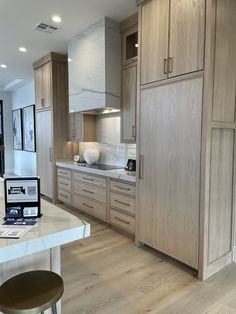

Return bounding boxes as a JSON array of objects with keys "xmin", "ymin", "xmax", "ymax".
[
  {"xmin": 56, "ymin": 160, "xmax": 136, "ymax": 183},
  {"xmin": 0, "ymin": 187, "xmax": 90, "ymax": 264}
]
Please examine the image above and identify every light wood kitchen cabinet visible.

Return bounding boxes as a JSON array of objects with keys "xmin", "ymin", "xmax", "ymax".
[
  {"xmin": 137, "ymin": 0, "xmax": 236, "ymax": 280},
  {"xmin": 57, "ymin": 168, "xmax": 72, "ymax": 205},
  {"xmin": 35, "ymin": 61, "xmax": 52, "ymax": 110},
  {"xmin": 122, "ymin": 23, "xmax": 138, "ymax": 66},
  {"xmin": 138, "ymin": 77, "xmax": 203, "ymax": 269},
  {"xmin": 109, "ymin": 179, "xmax": 136, "ymax": 235},
  {"xmin": 56, "ymin": 167, "xmax": 136, "ymax": 234},
  {"xmin": 121, "ymin": 64, "xmax": 137, "ymax": 142},
  {"xmin": 68, "ymin": 112, "xmax": 96, "ymax": 142},
  {"xmin": 120, "ymin": 13, "xmax": 138, "ymax": 143},
  {"xmin": 140, "ymin": 0, "xmax": 205, "ymax": 85},
  {"xmin": 140, "ymin": 0, "xmax": 169, "ymax": 84},
  {"xmin": 34, "ymin": 53, "xmax": 76, "ymax": 201},
  {"xmin": 36, "ymin": 110, "xmax": 53, "ymax": 198},
  {"xmin": 73, "ymin": 171, "xmax": 108, "ymax": 222}
]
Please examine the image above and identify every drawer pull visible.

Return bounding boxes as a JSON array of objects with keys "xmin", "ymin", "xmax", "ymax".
[
  {"xmin": 60, "ymin": 193, "xmax": 68, "ymax": 199},
  {"xmin": 114, "ymin": 216, "xmax": 130, "ymax": 225},
  {"xmin": 114, "ymin": 185, "xmax": 131, "ymax": 191},
  {"xmin": 115, "ymin": 199, "xmax": 130, "ymax": 207},
  {"xmin": 59, "ymin": 171, "xmax": 69, "ymax": 175},
  {"xmin": 82, "ymin": 202, "xmax": 94, "ymax": 209},
  {"xmin": 82, "ymin": 189, "xmax": 94, "ymax": 194},
  {"xmin": 60, "ymin": 182, "xmax": 69, "ymax": 186},
  {"xmin": 82, "ymin": 177, "xmax": 94, "ymax": 182}
]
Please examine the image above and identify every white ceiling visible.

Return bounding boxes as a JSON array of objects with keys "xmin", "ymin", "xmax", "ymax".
[{"xmin": 0, "ymin": 0, "xmax": 137, "ymax": 91}]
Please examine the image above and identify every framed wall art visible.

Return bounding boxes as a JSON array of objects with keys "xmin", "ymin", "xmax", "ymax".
[
  {"xmin": 23, "ymin": 105, "xmax": 36, "ymax": 152},
  {"xmin": 12, "ymin": 109, "xmax": 23, "ymax": 150}
]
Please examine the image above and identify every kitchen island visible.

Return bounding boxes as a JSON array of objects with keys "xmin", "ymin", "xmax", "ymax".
[{"xmin": 0, "ymin": 180, "xmax": 90, "ymax": 313}]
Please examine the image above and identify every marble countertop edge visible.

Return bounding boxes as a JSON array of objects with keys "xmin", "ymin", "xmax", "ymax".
[
  {"xmin": 56, "ymin": 161, "xmax": 136, "ymax": 183},
  {"xmin": 0, "ymin": 224, "xmax": 90, "ymax": 264}
]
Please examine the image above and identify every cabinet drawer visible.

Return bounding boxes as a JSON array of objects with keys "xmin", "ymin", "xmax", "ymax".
[
  {"xmin": 110, "ymin": 209, "xmax": 135, "ymax": 234},
  {"xmin": 73, "ymin": 194, "xmax": 107, "ymax": 221},
  {"xmin": 57, "ymin": 168, "xmax": 72, "ymax": 179},
  {"xmin": 74, "ymin": 181, "xmax": 107, "ymax": 203},
  {"xmin": 58, "ymin": 189, "xmax": 71, "ymax": 205},
  {"xmin": 110, "ymin": 192, "xmax": 135, "ymax": 215},
  {"xmin": 110, "ymin": 180, "xmax": 136, "ymax": 197},
  {"xmin": 57, "ymin": 177, "xmax": 71, "ymax": 192},
  {"xmin": 74, "ymin": 171, "xmax": 107, "ymax": 188}
]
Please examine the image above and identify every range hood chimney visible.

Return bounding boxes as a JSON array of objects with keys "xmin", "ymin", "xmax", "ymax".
[{"xmin": 68, "ymin": 17, "xmax": 121, "ymax": 113}]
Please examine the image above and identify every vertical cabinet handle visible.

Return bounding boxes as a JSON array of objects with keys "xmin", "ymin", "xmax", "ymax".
[
  {"xmin": 132, "ymin": 125, "xmax": 136, "ymax": 138},
  {"xmin": 168, "ymin": 57, "xmax": 173, "ymax": 73},
  {"xmin": 139, "ymin": 155, "xmax": 144, "ymax": 179},
  {"xmin": 49, "ymin": 147, "xmax": 53, "ymax": 162},
  {"xmin": 164, "ymin": 58, "xmax": 168, "ymax": 74}
]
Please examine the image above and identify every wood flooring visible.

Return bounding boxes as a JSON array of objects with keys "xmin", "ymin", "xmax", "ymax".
[{"xmin": 61, "ymin": 208, "xmax": 236, "ymax": 314}]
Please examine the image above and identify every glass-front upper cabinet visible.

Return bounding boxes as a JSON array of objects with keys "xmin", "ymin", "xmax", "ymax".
[{"xmin": 122, "ymin": 25, "xmax": 138, "ymax": 66}]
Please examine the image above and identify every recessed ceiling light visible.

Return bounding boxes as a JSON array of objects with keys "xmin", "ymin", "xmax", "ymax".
[
  {"xmin": 135, "ymin": 43, "xmax": 139, "ymax": 48},
  {"xmin": 68, "ymin": 58, "xmax": 72, "ymax": 62},
  {"xmin": 52, "ymin": 15, "xmax": 62, "ymax": 23},
  {"xmin": 0, "ymin": 64, "xmax": 7, "ymax": 69},
  {"xmin": 19, "ymin": 47, "xmax": 27, "ymax": 52}
]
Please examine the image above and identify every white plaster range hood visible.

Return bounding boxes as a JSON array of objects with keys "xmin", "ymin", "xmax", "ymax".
[{"xmin": 68, "ymin": 17, "xmax": 121, "ymax": 113}]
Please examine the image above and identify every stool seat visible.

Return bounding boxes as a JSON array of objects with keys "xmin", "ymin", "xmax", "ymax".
[{"xmin": 0, "ymin": 270, "xmax": 64, "ymax": 314}]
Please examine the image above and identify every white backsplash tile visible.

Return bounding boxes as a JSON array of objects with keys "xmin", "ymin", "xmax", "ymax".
[{"xmin": 79, "ymin": 113, "xmax": 136, "ymax": 167}]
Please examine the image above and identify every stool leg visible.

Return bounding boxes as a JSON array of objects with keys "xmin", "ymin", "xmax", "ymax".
[{"xmin": 52, "ymin": 304, "xmax": 57, "ymax": 314}]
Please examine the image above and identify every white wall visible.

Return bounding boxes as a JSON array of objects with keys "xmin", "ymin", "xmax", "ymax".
[
  {"xmin": 79, "ymin": 112, "xmax": 136, "ymax": 167},
  {"xmin": 11, "ymin": 81, "xmax": 36, "ymax": 176},
  {"xmin": 0, "ymin": 91, "xmax": 14, "ymax": 174}
]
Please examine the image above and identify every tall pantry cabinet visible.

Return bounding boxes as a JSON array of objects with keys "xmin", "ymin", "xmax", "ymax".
[
  {"xmin": 34, "ymin": 53, "xmax": 75, "ymax": 201},
  {"xmin": 136, "ymin": 0, "xmax": 236, "ymax": 280}
]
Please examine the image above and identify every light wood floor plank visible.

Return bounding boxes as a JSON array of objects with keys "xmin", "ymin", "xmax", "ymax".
[{"xmin": 60, "ymin": 207, "xmax": 236, "ymax": 314}]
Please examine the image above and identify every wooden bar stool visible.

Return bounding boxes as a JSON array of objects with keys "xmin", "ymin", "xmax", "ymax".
[{"xmin": 0, "ymin": 270, "xmax": 64, "ymax": 314}]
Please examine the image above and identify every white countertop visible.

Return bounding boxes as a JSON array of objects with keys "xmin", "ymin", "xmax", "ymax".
[
  {"xmin": 0, "ymin": 183, "xmax": 90, "ymax": 264},
  {"xmin": 56, "ymin": 161, "xmax": 136, "ymax": 183}
]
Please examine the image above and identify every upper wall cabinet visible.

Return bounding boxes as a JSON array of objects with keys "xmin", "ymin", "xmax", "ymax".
[
  {"xmin": 68, "ymin": 112, "xmax": 96, "ymax": 142},
  {"xmin": 122, "ymin": 25, "xmax": 138, "ymax": 66},
  {"xmin": 140, "ymin": 0, "xmax": 205, "ymax": 85},
  {"xmin": 120, "ymin": 13, "xmax": 138, "ymax": 143},
  {"xmin": 35, "ymin": 61, "xmax": 52, "ymax": 111}
]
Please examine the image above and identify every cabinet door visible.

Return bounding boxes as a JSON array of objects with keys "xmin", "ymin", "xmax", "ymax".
[
  {"xmin": 35, "ymin": 62, "xmax": 52, "ymax": 110},
  {"xmin": 138, "ymin": 77, "xmax": 203, "ymax": 268},
  {"xmin": 121, "ymin": 65, "xmax": 137, "ymax": 142},
  {"xmin": 36, "ymin": 110, "xmax": 53, "ymax": 198},
  {"xmin": 140, "ymin": 0, "xmax": 169, "ymax": 85},
  {"xmin": 169, "ymin": 0, "xmax": 205, "ymax": 77},
  {"xmin": 42, "ymin": 62, "xmax": 52, "ymax": 109},
  {"xmin": 122, "ymin": 25, "xmax": 138, "ymax": 66},
  {"xmin": 35, "ymin": 67, "xmax": 43, "ymax": 110},
  {"xmin": 68, "ymin": 112, "xmax": 83, "ymax": 141}
]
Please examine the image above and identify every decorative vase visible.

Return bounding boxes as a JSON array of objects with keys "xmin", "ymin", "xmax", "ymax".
[{"xmin": 84, "ymin": 148, "xmax": 99, "ymax": 164}]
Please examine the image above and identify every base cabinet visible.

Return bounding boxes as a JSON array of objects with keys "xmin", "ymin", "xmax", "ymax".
[
  {"xmin": 109, "ymin": 179, "xmax": 136, "ymax": 235},
  {"xmin": 57, "ymin": 167, "xmax": 136, "ymax": 234},
  {"xmin": 57, "ymin": 168, "xmax": 72, "ymax": 205}
]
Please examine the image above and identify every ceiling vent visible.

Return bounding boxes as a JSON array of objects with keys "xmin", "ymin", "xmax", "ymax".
[{"xmin": 33, "ymin": 23, "xmax": 58, "ymax": 34}]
